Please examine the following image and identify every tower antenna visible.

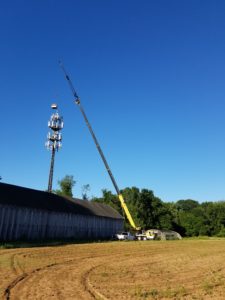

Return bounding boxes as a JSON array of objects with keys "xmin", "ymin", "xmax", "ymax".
[{"xmin": 45, "ymin": 103, "xmax": 64, "ymax": 192}]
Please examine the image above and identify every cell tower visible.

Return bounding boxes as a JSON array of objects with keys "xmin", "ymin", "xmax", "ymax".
[{"xmin": 45, "ymin": 104, "xmax": 64, "ymax": 193}]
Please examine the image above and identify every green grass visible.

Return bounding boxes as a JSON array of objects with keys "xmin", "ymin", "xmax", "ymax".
[{"xmin": 0, "ymin": 238, "xmax": 110, "ymax": 249}]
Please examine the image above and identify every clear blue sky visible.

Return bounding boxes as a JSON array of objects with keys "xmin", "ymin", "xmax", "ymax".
[{"xmin": 1, "ymin": 0, "xmax": 225, "ymax": 202}]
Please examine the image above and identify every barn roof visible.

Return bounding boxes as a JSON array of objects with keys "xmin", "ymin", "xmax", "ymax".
[{"xmin": 0, "ymin": 183, "xmax": 123, "ymax": 219}]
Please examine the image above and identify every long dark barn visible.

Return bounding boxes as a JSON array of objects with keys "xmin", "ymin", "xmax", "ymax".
[{"xmin": 0, "ymin": 183, "xmax": 123, "ymax": 241}]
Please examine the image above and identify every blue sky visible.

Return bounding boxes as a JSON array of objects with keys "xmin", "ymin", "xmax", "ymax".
[{"xmin": 1, "ymin": 0, "xmax": 225, "ymax": 202}]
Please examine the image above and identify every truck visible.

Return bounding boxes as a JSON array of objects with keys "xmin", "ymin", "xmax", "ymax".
[
  {"xmin": 114, "ymin": 232, "xmax": 135, "ymax": 241},
  {"xmin": 136, "ymin": 230, "xmax": 157, "ymax": 241}
]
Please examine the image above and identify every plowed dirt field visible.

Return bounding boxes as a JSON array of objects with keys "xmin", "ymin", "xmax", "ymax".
[{"xmin": 1, "ymin": 239, "xmax": 225, "ymax": 299}]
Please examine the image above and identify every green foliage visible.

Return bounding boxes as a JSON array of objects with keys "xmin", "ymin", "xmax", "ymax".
[
  {"xmin": 176, "ymin": 199, "xmax": 199, "ymax": 211},
  {"xmin": 93, "ymin": 187, "xmax": 176, "ymax": 231},
  {"xmin": 92, "ymin": 187, "xmax": 225, "ymax": 237},
  {"xmin": 81, "ymin": 184, "xmax": 91, "ymax": 200},
  {"xmin": 216, "ymin": 226, "xmax": 225, "ymax": 237},
  {"xmin": 93, "ymin": 189, "xmax": 123, "ymax": 215},
  {"xmin": 55, "ymin": 175, "xmax": 76, "ymax": 198}
]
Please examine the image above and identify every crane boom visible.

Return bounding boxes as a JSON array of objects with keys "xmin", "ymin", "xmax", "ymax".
[{"xmin": 60, "ymin": 62, "xmax": 140, "ymax": 230}]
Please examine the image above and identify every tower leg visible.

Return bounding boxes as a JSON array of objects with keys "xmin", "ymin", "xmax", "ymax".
[{"xmin": 48, "ymin": 147, "xmax": 55, "ymax": 193}]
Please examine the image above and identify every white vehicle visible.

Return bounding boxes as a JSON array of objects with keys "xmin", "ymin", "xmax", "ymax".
[
  {"xmin": 135, "ymin": 229, "xmax": 182, "ymax": 240},
  {"xmin": 135, "ymin": 230, "xmax": 156, "ymax": 241},
  {"xmin": 115, "ymin": 231, "xmax": 135, "ymax": 241}
]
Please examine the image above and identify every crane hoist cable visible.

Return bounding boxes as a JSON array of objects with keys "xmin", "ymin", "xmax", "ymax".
[{"xmin": 59, "ymin": 61, "xmax": 140, "ymax": 230}]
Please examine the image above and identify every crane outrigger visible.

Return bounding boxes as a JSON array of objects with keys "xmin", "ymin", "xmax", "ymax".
[{"xmin": 60, "ymin": 62, "xmax": 140, "ymax": 231}]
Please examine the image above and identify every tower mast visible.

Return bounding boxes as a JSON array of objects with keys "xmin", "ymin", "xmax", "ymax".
[{"xmin": 45, "ymin": 104, "xmax": 64, "ymax": 193}]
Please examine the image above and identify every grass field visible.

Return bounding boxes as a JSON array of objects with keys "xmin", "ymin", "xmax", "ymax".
[{"xmin": 0, "ymin": 239, "xmax": 225, "ymax": 299}]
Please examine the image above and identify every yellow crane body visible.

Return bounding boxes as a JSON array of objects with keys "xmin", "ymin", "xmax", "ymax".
[
  {"xmin": 118, "ymin": 194, "xmax": 140, "ymax": 230},
  {"xmin": 60, "ymin": 62, "xmax": 141, "ymax": 232}
]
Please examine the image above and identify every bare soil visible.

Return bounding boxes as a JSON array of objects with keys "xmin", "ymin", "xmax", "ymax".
[{"xmin": 1, "ymin": 239, "xmax": 225, "ymax": 299}]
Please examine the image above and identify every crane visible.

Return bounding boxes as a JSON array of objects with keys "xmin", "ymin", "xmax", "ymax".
[{"xmin": 60, "ymin": 62, "xmax": 140, "ymax": 231}]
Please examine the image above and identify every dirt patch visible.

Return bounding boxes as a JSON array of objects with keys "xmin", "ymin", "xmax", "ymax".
[{"xmin": 1, "ymin": 240, "xmax": 225, "ymax": 299}]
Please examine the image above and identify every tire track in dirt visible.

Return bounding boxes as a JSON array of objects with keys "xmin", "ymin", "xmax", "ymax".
[
  {"xmin": 81, "ymin": 251, "xmax": 160, "ymax": 300},
  {"xmin": 81, "ymin": 253, "xmax": 144, "ymax": 300},
  {"xmin": 3, "ymin": 260, "xmax": 70, "ymax": 300},
  {"xmin": 75, "ymin": 252, "xmax": 131, "ymax": 300},
  {"xmin": 3, "ymin": 241, "xmax": 225, "ymax": 300},
  {"xmin": 4, "ymin": 273, "xmax": 28, "ymax": 300},
  {"xmin": 4, "ymin": 254, "xmax": 103, "ymax": 299},
  {"xmin": 10, "ymin": 253, "xmax": 26, "ymax": 275},
  {"xmin": 3, "ymin": 245, "xmax": 158, "ymax": 300},
  {"xmin": 4, "ymin": 251, "xmax": 125, "ymax": 300},
  {"xmin": 82, "ymin": 264, "xmax": 108, "ymax": 300},
  {"xmin": 4, "ymin": 252, "xmax": 27, "ymax": 300},
  {"xmin": 4, "ymin": 250, "xmax": 72, "ymax": 300}
]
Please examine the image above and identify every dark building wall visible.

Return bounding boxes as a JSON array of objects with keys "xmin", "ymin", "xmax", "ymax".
[
  {"xmin": 0, "ymin": 183, "xmax": 123, "ymax": 241},
  {"xmin": 0, "ymin": 204, "xmax": 123, "ymax": 241}
]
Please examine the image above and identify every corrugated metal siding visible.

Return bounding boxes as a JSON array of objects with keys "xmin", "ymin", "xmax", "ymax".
[
  {"xmin": 0, "ymin": 183, "xmax": 123, "ymax": 219},
  {"xmin": 0, "ymin": 204, "xmax": 123, "ymax": 241}
]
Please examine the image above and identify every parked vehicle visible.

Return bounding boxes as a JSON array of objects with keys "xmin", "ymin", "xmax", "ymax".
[
  {"xmin": 136, "ymin": 230, "xmax": 156, "ymax": 241},
  {"xmin": 114, "ymin": 231, "xmax": 135, "ymax": 241}
]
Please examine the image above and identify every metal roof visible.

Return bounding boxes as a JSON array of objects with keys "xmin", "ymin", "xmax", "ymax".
[{"xmin": 0, "ymin": 183, "xmax": 123, "ymax": 219}]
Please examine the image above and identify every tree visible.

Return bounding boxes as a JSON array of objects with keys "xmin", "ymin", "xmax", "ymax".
[
  {"xmin": 55, "ymin": 175, "xmax": 76, "ymax": 197},
  {"xmin": 202, "ymin": 201, "xmax": 225, "ymax": 236},
  {"xmin": 82, "ymin": 184, "xmax": 91, "ymax": 200},
  {"xmin": 92, "ymin": 187, "xmax": 225, "ymax": 237},
  {"xmin": 93, "ymin": 189, "xmax": 122, "ymax": 214},
  {"xmin": 176, "ymin": 199, "xmax": 199, "ymax": 212},
  {"xmin": 92, "ymin": 187, "xmax": 176, "ymax": 231}
]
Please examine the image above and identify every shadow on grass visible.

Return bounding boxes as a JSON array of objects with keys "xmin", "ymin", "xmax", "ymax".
[{"xmin": 0, "ymin": 238, "xmax": 111, "ymax": 249}]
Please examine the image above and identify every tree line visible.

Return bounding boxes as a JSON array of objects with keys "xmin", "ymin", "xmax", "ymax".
[
  {"xmin": 55, "ymin": 176, "xmax": 225, "ymax": 237},
  {"xmin": 93, "ymin": 187, "xmax": 225, "ymax": 237}
]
